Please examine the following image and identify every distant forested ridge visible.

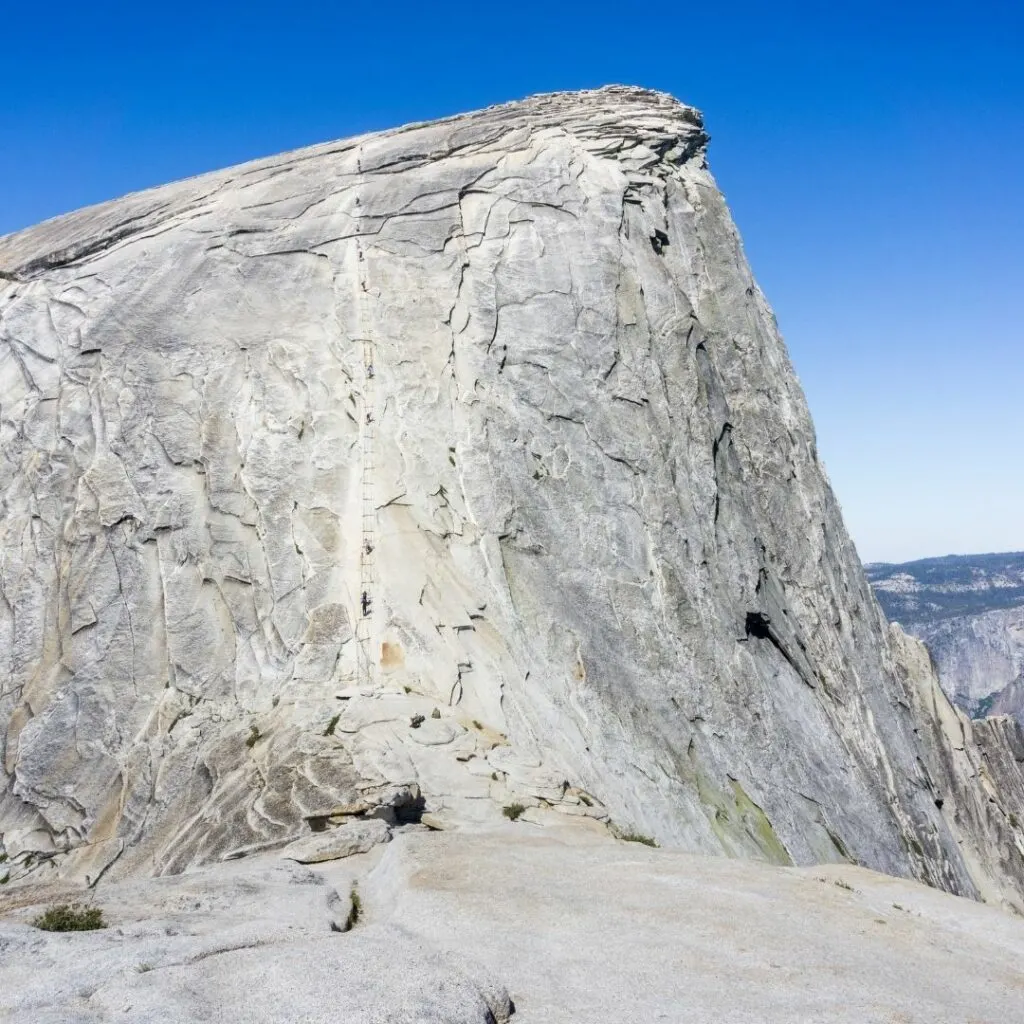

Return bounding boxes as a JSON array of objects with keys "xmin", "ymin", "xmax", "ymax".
[{"xmin": 866, "ymin": 552, "xmax": 1024, "ymax": 626}]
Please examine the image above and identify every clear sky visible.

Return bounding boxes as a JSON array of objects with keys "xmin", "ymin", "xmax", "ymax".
[{"xmin": 2, "ymin": 1, "xmax": 1021, "ymax": 563}]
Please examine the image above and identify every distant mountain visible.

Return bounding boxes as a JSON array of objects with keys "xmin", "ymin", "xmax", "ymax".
[
  {"xmin": 866, "ymin": 553, "xmax": 1024, "ymax": 723},
  {"xmin": 865, "ymin": 552, "xmax": 1024, "ymax": 626}
]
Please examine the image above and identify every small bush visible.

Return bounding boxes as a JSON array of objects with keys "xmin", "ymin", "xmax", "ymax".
[
  {"xmin": 33, "ymin": 904, "xmax": 106, "ymax": 932},
  {"xmin": 245, "ymin": 725, "xmax": 261, "ymax": 749},
  {"xmin": 503, "ymin": 803, "xmax": 526, "ymax": 821},
  {"xmin": 323, "ymin": 714, "xmax": 340, "ymax": 737}
]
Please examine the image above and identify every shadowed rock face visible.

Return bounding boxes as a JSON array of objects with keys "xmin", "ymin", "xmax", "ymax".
[{"xmin": 1, "ymin": 87, "xmax": 1022, "ymax": 903}]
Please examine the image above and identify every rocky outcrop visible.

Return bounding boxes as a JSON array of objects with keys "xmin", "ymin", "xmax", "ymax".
[
  {"xmin": 1, "ymin": 87, "xmax": 1023, "ymax": 908},
  {"xmin": 281, "ymin": 817, "xmax": 391, "ymax": 864}
]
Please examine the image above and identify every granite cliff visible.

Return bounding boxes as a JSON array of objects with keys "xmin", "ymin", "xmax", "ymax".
[
  {"xmin": 1, "ymin": 88, "xmax": 1023, "ymax": 914},
  {"xmin": 868, "ymin": 553, "xmax": 1024, "ymax": 723},
  {"xmin": 922, "ymin": 606, "xmax": 1024, "ymax": 721}
]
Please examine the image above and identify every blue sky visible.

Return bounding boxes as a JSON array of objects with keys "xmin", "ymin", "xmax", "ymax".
[{"xmin": 2, "ymin": 1, "xmax": 1021, "ymax": 562}]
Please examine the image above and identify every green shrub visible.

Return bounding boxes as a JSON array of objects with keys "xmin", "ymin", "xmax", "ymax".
[
  {"xmin": 33, "ymin": 904, "xmax": 106, "ymax": 932},
  {"xmin": 323, "ymin": 714, "xmax": 340, "ymax": 737},
  {"xmin": 245, "ymin": 725, "xmax": 261, "ymax": 749},
  {"xmin": 502, "ymin": 803, "xmax": 526, "ymax": 821}
]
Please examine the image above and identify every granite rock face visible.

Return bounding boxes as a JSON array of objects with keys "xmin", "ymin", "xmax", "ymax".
[
  {"xmin": 1, "ymin": 87, "xmax": 1023, "ymax": 906},
  {"xmin": 890, "ymin": 625, "xmax": 1024, "ymax": 908},
  {"xmin": 867, "ymin": 553, "xmax": 1024, "ymax": 722},
  {"xmin": 917, "ymin": 607, "xmax": 1024, "ymax": 720},
  {"xmin": 987, "ymin": 673, "xmax": 1024, "ymax": 722}
]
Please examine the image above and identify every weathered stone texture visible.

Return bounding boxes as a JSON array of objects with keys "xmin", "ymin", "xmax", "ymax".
[
  {"xmin": 1, "ymin": 87, "xmax": 1023, "ymax": 906},
  {"xmin": 3, "ymin": 831, "xmax": 1023, "ymax": 1023}
]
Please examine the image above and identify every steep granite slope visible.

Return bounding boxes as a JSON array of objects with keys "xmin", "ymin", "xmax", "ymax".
[{"xmin": 1, "ymin": 87, "xmax": 1023, "ymax": 905}]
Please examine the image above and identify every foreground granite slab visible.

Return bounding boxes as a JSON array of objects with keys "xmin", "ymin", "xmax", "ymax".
[{"xmin": 1, "ymin": 828, "xmax": 1022, "ymax": 1023}]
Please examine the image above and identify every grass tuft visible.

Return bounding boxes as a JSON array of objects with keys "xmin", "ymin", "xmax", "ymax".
[
  {"xmin": 502, "ymin": 802, "xmax": 526, "ymax": 821},
  {"xmin": 610, "ymin": 823, "xmax": 658, "ymax": 847},
  {"xmin": 323, "ymin": 714, "xmax": 340, "ymax": 737},
  {"xmin": 245, "ymin": 725, "xmax": 261, "ymax": 749},
  {"xmin": 33, "ymin": 904, "xmax": 105, "ymax": 932}
]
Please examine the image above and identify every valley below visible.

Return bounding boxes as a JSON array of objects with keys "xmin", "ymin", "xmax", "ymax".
[{"xmin": 867, "ymin": 553, "xmax": 1024, "ymax": 724}]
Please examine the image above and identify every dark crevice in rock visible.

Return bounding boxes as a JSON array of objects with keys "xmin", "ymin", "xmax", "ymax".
[{"xmin": 743, "ymin": 610, "xmax": 815, "ymax": 690}]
